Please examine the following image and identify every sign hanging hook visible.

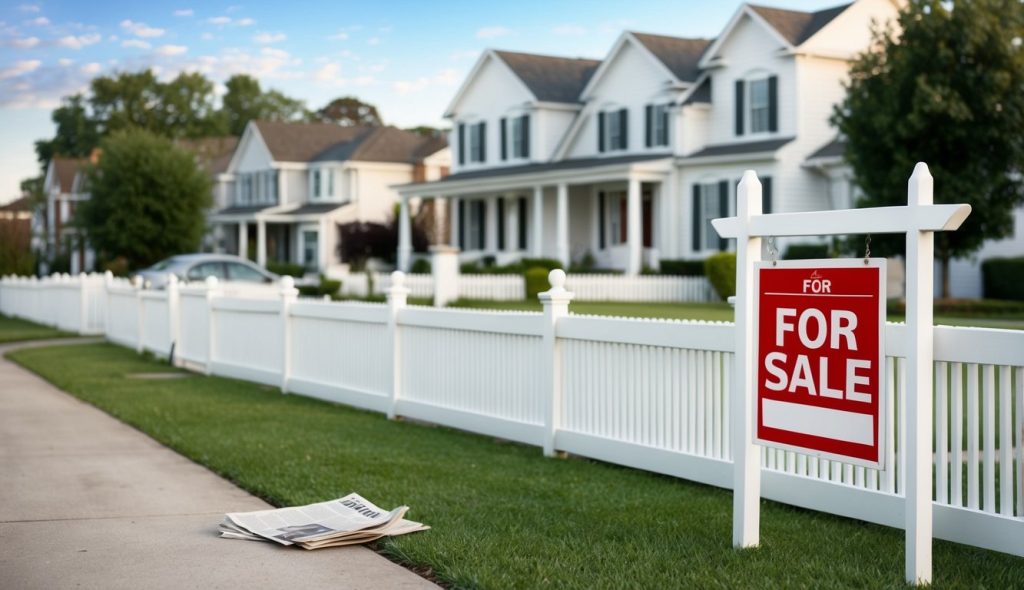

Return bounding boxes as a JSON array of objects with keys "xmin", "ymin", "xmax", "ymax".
[
  {"xmin": 767, "ymin": 236, "xmax": 778, "ymax": 266},
  {"xmin": 864, "ymin": 234, "xmax": 871, "ymax": 265}
]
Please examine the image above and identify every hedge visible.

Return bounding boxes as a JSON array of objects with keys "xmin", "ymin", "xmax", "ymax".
[
  {"xmin": 981, "ymin": 256, "xmax": 1024, "ymax": 301},
  {"xmin": 659, "ymin": 259, "xmax": 706, "ymax": 276},
  {"xmin": 704, "ymin": 252, "xmax": 736, "ymax": 299}
]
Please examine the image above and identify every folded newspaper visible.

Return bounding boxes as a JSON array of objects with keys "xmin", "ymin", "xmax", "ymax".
[{"xmin": 219, "ymin": 493, "xmax": 429, "ymax": 549}]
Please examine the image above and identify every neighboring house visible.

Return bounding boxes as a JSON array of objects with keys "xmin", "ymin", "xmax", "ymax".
[
  {"xmin": 209, "ymin": 121, "xmax": 449, "ymax": 275},
  {"xmin": 395, "ymin": 0, "xmax": 901, "ymax": 275},
  {"xmin": 0, "ymin": 196, "xmax": 33, "ymax": 249},
  {"xmin": 176, "ymin": 136, "xmax": 240, "ymax": 253},
  {"xmin": 37, "ymin": 156, "xmax": 94, "ymax": 274}
]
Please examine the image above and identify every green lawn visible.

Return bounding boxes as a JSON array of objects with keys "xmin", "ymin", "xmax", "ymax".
[
  {"xmin": 9, "ymin": 342, "xmax": 1023, "ymax": 589},
  {"xmin": 0, "ymin": 314, "xmax": 72, "ymax": 343}
]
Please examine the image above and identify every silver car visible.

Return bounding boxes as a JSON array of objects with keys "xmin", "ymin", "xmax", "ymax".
[{"xmin": 138, "ymin": 254, "xmax": 280, "ymax": 289}]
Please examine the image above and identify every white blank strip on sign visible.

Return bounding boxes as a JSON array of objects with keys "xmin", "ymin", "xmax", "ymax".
[{"xmin": 761, "ymin": 399, "xmax": 874, "ymax": 446}]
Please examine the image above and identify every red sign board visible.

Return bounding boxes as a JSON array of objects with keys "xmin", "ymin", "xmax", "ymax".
[{"xmin": 753, "ymin": 259, "xmax": 886, "ymax": 468}]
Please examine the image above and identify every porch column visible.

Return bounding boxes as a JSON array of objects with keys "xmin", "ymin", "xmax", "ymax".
[
  {"xmin": 556, "ymin": 183, "xmax": 569, "ymax": 267},
  {"xmin": 256, "ymin": 218, "xmax": 267, "ymax": 267},
  {"xmin": 485, "ymin": 195, "xmax": 498, "ymax": 254},
  {"xmin": 532, "ymin": 186, "xmax": 544, "ymax": 257},
  {"xmin": 626, "ymin": 176, "xmax": 642, "ymax": 275},
  {"xmin": 449, "ymin": 197, "xmax": 460, "ymax": 248},
  {"xmin": 507, "ymin": 196, "xmax": 519, "ymax": 253},
  {"xmin": 398, "ymin": 195, "xmax": 412, "ymax": 272},
  {"xmin": 433, "ymin": 197, "xmax": 447, "ymax": 245},
  {"xmin": 238, "ymin": 221, "xmax": 248, "ymax": 259}
]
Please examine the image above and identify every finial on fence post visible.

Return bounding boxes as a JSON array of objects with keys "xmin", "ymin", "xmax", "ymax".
[{"xmin": 539, "ymin": 268, "xmax": 573, "ymax": 458}]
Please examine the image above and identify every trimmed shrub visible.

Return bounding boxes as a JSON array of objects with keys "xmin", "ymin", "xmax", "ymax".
[
  {"xmin": 982, "ymin": 256, "xmax": 1024, "ymax": 301},
  {"xmin": 298, "ymin": 276, "xmax": 342, "ymax": 298},
  {"xmin": 411, "ymin": 258, "xmax": 431, "ymax": 274},
  {"xmin": 266, "ymin": 260, "xmax": 305, "ymax": 277},
  {"xmin": 659, "ymin": 259, "xmax": 705, "ymax": 276},
  {"xmin": 784, "ymin": 243, "xmax": 830, "ymax": 260},
  {"xmin": 888, "ymin": 297, "xmax": 1024, "ymax": 316},
  {"xmin": 524, "ymin": 267, "xmax": 551, "ymax": 300},
  {"xmin": 521, "ymin": 257, "xmax": 563, "ymax": 271},
  {"xmin": 704, "ymin": 252, "xmax": 736, "ymax": 299}
]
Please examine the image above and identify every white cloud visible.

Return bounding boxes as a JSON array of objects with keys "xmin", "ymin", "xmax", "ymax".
[
  {"xmin": 0, "ymin": 60, "xmax": 40, "ymax": 79},
  {"xmin": 315, "ymin": 62, "xmax": 340, "ymax": 81},
  {"xmin": 253, "ymin": 31, "xmax": 285, "ymax": 44},
  {"xmin": 10, "ymin": 36, "xmax": 40, "ymax": 48},
  {"xmin": 81, "ymin": 62, "xmax": 102, "ymax": 74},
  {"xmin": 155, "ymin": 44, "xmax": 188, "ymax": 56},
  {"xmin": 552, "ymin": 23, "xmax": 586, "ymax": 36},
  {"xmin": 58, "ymin": 58, "xmax": 73, "ymax": 66},
  {"xmin": 328, "ymin": 31, "xmax": 349, "ymax": 41},
  {"xmin": 260, "ymin": 47, "xmax": 289, "ymax": 59},
  {"xmin": 173, "ymin": 9, "xmax": 194, "ymax": 17},
  {"xmin": 108, "ymin": 35, "xmax": 119, "ymax": 41},
  {"xmin": 122, "ymin": 39, "xmax": 151, "ymax": 49},
  {"xmin": 476, "ymin": 26, "xmax": 511, "ymax": 39},
  {"xmin": 56, "ymin": 34, "xmax": 101, "ymax": 50},
  {"xmin": 392, "ymin": 68, "xmax": 460, "ymax": 95},
  {"xmin": 28, "ymin": 16, "xmax": 49, "ymax": 26},
  {"xmin": 367, "ymin": 36, "xmax": 380, "ymax": 46},
  {"xmin": 121, "ymin": 19, "xmax": 165, "ymax": 38},
  {"xmin": 18, "ymin": 4, "xmax": 40, "ymax": 13},
  {"xmin": 236, "ymin": 17, "xmax": 255, "ymax": 27},
  {"xmin": 207, "ymin": 16, "xmax": 231, "ymax": 25},
  {"xmin": 200, "ymin": 32, "xmax": 214, "ymax": 40}
]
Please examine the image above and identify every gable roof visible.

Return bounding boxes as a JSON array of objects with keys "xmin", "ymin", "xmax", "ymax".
[
  {"xmin": 254, "ymin": 121, "xmax": 369, "ymax": 162},
  {"xmin": 748, "ymin": 3, "xmax": 853, "ymax": 46},
  {"xmin": 629, "ymin": 33, "xmax": 713, "ymax": 83},
  {"xmin": 50, "ymin": 157, "xmax": 86, "ymax": 193},
  {"xmin": 313, "ymin": 126, "xmax": 448, "ymax": 164},
  {"xmin": 176, "ymin": 136, "xmax": 239, "ymax": 176},
  {"xmin": 492, "ymin": 50, "xmax": 601, "ymax": 103}
]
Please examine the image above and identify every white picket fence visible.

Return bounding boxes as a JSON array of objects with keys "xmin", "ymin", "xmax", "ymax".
[
  {"xmin": 336, "ymin": 271, "xmax": 713, "ymax": 303},
  {"xmin": 0, "ymin": 271, "xmax": 1021, "ymax": 559}
]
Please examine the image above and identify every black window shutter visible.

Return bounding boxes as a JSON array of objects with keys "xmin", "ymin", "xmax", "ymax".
[
  {"xmin": 458, "ymin": 124, "xmax": 466, "ymax": 165},
  {"xmin": 517, "ymin": 197, "xmax": 527, "ymax": 249},
  {"xmin": 718, "ymin": 180, "xmax": 729, "ymax": 251},
  {"xmin": 500, "ymin": 118, "xmax": 507, "ymax": 161},
  {"xmin": 644, "ymin": 105, "xmax": 653, "ymax": 148},
  {"xmin": 521, "ymin": 114, "xmax": 530, "ymax": 158},
  {"xmin": 691, "ymin": 184, "xmax": 702, "ymax": 252},
  {"xmin": 598, "ymin": 112, "xmax": 606, "ymax": 152},
  {"xmin": 479, "ymin": 122, "xmax": 487, "ymax": 162},
  {"xmin": 763, "ymin": 176, "xmax": 773, "ymax": 214},
  {"xmin": 598, "ymin": 191, "xmax": 606, "ymax": 249},
  {"xmin": 619, "ymin": 107, "xmax": 628, "ymax": 149},
  {"xmin": 497, "ymin": 199, "xmax": 506, "ymax": 250},
  {"xmin": 659, "ymin": 104, "xmax": 669, "ymax": 145},
  {"xmin": 457, "ymin": 199, "xmax": 465, "ymax": 248},
  {"xmin": 768, "ymin": 75, "xmax": 778, "ymax": 133},
  {"xmin": 735, "ymin": 80, "xmax": 745, "ymax": 136}
]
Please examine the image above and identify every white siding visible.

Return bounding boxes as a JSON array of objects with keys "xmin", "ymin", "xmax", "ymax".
[{"xmin": 800, "ymin": 0, "xmax": 901, "ymax": 57}]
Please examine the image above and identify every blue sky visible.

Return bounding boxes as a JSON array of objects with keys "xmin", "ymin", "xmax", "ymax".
[{"xmin": 0, "ymin": 0, "xmax": 842, "ymax": 202}]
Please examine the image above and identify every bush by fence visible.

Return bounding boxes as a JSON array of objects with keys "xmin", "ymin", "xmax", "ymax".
[{"xmin": 982, "ymin": 256, "xmax": 1024, "ymax": 301}]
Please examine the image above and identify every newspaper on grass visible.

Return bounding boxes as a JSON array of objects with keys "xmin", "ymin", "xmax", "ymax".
[{"xmin": 219, "ymin": 492, "xmax": 428, "ymax": 550}]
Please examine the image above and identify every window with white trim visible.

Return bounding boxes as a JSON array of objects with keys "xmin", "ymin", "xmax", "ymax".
[
  {"xmin": 701, "ymin": 182, "xmax": 721, "ymax": 251},
  {"xmin": 749, "ymin": 78, "xmax": 770, "ymax": 134}
]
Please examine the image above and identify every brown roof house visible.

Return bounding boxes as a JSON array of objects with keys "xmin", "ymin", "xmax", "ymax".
[
  {"xmin": 39, "ymin": 156, "xmax": 92, "ymax": 274},
  {"xmin": 176, "ymin": 136, "xmax": 240, "ymax": 252},
  {"xmin": 210, "ymin": 121, "xmax": 449, "ymax": 275}
]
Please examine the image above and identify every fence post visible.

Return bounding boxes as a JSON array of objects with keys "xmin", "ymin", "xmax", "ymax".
[
  {"xmin": 103, "ymin": 271, "xmax": 114, "ymax": 339},
  {"xmin": 540, "ymin": 269, "xmax": 574, "ymax": 457},
  {"xmin": 431, "ymin": 245, "xmax": 460, "ymax": 307},
  {"xmin": 167, "ymin": 274, "xmax": 181, "ymax": 365},
  {"xmin": 78, "ymin": 272, "xmax": 88, "ymax": 335},
  {"xmin": 279, "ymin": 275, "xmax": 298, "ymax": 393},
  {"xmin": 386, "ymin": 271, "xmax": 409, "ymax": 420},
  {"xmin": 205, "ymin": 276, "xmax": 219, "ymax": 375}
]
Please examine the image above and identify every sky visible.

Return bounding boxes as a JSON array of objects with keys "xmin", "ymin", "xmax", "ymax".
[{"xmin": 0, "ymin": 0, "xmax": 843, "ymax": 203}]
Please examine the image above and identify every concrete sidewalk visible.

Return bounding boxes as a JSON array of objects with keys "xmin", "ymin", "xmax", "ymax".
[{"xmin": 0, "ymin": 340, "xmax": 437, "ymax": 590}]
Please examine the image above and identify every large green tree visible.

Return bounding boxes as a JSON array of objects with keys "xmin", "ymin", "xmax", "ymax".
[
  {"xmin": 33, "ymin": 94, "xmax": 100, "ymax": 165},
  {"xmin": 314, "ymin": 96, "xmax": 383, "ymax": 127},
  {"xmin": 78, "ymin": 129, "xmax": 212, "ymax": 270},
  {"xmin": 221, "ymin": 74, "xmax": 307, "ymax": 135},
  {"xmin": 832, "ymin": 0, "xmax": 1024, "ymax": 297}
]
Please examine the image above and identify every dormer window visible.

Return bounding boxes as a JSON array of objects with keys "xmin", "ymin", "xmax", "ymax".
[
  {"xmin": 598, "ymin": 108, "xmax": 628, "ymax": 152},
  {"xmin": 735, "ymin": 75, "xmax": 777, "ymax": 136}
]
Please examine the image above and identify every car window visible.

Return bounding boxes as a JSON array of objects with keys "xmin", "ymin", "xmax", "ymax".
[
  {"xmin": 227, "ymin": 262, "xmax": 269, "ymax": 283},
  {"xmin": 186, "ymin": 262, "xmax": 227, "ymax": 281}
]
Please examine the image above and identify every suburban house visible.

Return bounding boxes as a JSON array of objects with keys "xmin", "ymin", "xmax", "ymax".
[
  {"xmin": 37, "ymin": 156, "xmax": 94, "ymax": 274},
  {"xmin": 210, "ymin": 121, "xmax": 449, "ymax": 276},
  {"xmin": 175, "ymin": 136, "xmax": 240, "ymax": 253},
  {"xmin": 1, "ymin": 196, "xmax": 33, "ymax": 256},
  {"xmin": 393, "ymin": 0, "xmax": 902, "ymax": 276}
]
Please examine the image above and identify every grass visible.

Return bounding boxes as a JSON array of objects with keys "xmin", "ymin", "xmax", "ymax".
[
  {"xmin": 0, "ymin": 314, "xmax": 72, "ymax": 343},
  {"xmin": 9, "ymin": 342, "xmax": 1023, "ymax": 589}
]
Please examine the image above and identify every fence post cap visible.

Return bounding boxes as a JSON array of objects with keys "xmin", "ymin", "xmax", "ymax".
[
  {"xmin": 280, "ymin": 275, "xmax": 294, "ymax": 289},
  {"xmin": 390, "ymin": 270, "xmax": 405, "ymax": 287},
  {"xmin": 204, "ymin": 275, "xmax": 219, "ymax": 289},
  {"xmin": 167, "ymin": 274, "xmax": 178, "ymax": 287},
  {"xmin": 548, "ymin": 269, "xmax": 566, "ymax": 290}
]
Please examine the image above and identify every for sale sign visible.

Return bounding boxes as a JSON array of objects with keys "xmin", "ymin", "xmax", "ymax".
[{"xmin": 753, "ymin": 258, "xmax": 886, "ymax": 468}]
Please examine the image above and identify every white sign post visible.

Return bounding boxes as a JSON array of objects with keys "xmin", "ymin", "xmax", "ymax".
[{"xmin": 712, "ymin": 164, "xmax": 971, "ymax": 585}]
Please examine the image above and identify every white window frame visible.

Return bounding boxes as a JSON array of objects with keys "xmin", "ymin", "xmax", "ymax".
[
  {"xmin": 701, "ymin": 182, "xmax": 722, "ymax": 252},
  {"xmin": 749, "ymin": 77, "xmax": 770, "ymax": 135},
  {"xmin": 469, "ymin": 122, "xmax": 485, "ymax": 163},
  {"xmin": 512, "ymin": 115, "xmax": 528, "ymax": 159},
  {"xmin": 653, "ymin": 104, "xmax": 669, "ymax": 147},
  {"xmin": 606, "ymin": 110, "xmax": 625, "ymax": 152},
  {"xmin": 312, "ymin": 168, "xmax": 322, "ymax": 199}
]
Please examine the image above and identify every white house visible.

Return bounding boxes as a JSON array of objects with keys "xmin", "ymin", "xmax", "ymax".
[
  {"xmin": 210, "ymin": 121, "xmax": 449, "ymax": 275},
  {"xmin": 394, "ymin": 0, "xmax": 904, "ymax": 276},
  {"xmin": 38, "ymin": 156, "xmax": 94, "ymax": 274}
]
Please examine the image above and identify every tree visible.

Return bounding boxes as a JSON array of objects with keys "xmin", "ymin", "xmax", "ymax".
[
  {"xmin": 832, "ymin": 0, "xmax": 1024, "ymax": 297},
  {"xmin": 404, "ymin": 125, "xmax": 445, "ymax": 138},
  {"xmin": 33, "ymin": 94, "xmax": 100, "ymax": 166},
  {"xmin": 89, "ymin": 70, "xmax": 164, "ymax": 136},
  {"xmin": 78, "ymin": 129, "xmax": 212, "ymax": 270},
  {"xmin": 221, "ymin": 74, "xmax": 308, "ymax": 135},
  {"xmin": 315, "ymin": 96, "xmax": 383, "ymax": 127},
  {"xmin": 157, "ymin": 71, "xmax": 229, "ymax": 138}
]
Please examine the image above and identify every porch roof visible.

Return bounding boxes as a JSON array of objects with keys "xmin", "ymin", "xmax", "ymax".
[
  {"xmin": 210, "ymin": 201, "xmax": 349, "ymax": 223},
  {"xmin": 676, "ymin": 137, "xmax": 794, "ymax": 165},
  {"xmin": 396, "ymin": 153, "xmax": 672, "ymax": 196}
]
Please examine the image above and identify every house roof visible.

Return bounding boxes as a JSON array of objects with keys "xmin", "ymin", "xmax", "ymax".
[
  {"xmin": 0, "ymin": 196, "xmax": 30, "ymax": 212},
  {"xmin": 402, "ymin": 153, "xmax": 671, "ymax": 186},
  {"xmin": 253, "ymin": 121, "xmax": 446, "ymax": 164},
  {"xmin": 807, "ymin": 137, "xmax": 846, "ymax": 160},
  {"xmin": 51, "ymin": 157, "xmax": 86, "ymax": 193},
  {"xmin": 283, "ymin": 203, "xmax": 349, "ymax": 216},
  {"xmin": 215, "ymin": 204, "xmax": 277, "ymax": 216},
  {"xmin": 682, "ymin": 137, "xmax": 794, "ymax": 159},
  {"xmin": 629, "ymin": 33, "xmax": 712, "ymax": 83},
  {"xmin": 176, "ymin": 136, "xmax": 239, "ymax": 175},
  {"xmin": 254, "ymin": 121, "xmax": 369, "ymax": 162},
  {"xmin": 493, "ymin": 50, "xmax": 601, "ymax": 103},
  {"xmin": 749, "ymin": 3, "xmax": 852, "ymax": 46},
  {"xmin": 682, "ymin": 77, "xmax": 712, "ymax": 105}
]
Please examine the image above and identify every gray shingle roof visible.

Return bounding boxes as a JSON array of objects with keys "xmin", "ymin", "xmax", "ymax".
[
  {"xmin": 493, "ymin": 51, "xmax": 601, "ymax": 103},
  {"xmin": 253, "ymin": 121, "xmax": 446, "ymax": 164},
  {"xmin": 682, "ymin": 137, "xmax": 794, "ymax": 159},
  {"xmin": 683, "ymin": 77, "xmax": 712, "ymax": 105},
  {"xmin": 630, "ymin": 33, "xmax": 712, "ymax": 83},
  {"xmin": 749, "ymin": 3, "xmax": 852, "ymax": 46},
  {"xmin": 807, "ymin": 137, "xmax": 846, "ymax": 160},
  {"xmin": 175, "ymin": 136, "xmax": 239, "ymax": 175},
  {"xmin": 402, "ymin": 153, "xmax": 671, "ymax": 186}
]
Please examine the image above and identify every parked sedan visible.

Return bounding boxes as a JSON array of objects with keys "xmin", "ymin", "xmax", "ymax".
[{"xmin": 138, "ymin": 254, "xmax": 279, "ymax": 289}]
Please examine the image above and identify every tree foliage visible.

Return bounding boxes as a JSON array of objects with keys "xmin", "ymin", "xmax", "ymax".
[
  {"xmin": 33, "ymin": 94, "xmax": 100, "ymax": 165},
  {"xmin": 314, "ymin": 96, "xmax": 383, "ymax": 127},
  {"xmin": 832, "ymin": 0, "xmax": 1024, "ymax": 296},
  {"xmin": 78, "ymin": 129, "xmax": 212, "ymax": 270},
  {"xmin": 221, "ymin": 74, "xmax": 308, "ymax": 135}
]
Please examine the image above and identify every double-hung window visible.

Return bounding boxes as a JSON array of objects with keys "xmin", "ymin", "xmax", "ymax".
[
  {"xmin": 646, "ymin": 104, "xmax": 670, "ymax": 147},
  {"xmin": 598, "ymin": 108, "xmax": 628, "ymax": 152},
  {"xmin": 749, "ymin": 79, "xmax": 770, "ymax": 134},
  {"xmin": 469, "ymin": 122, "xmax": 486, "ymax": 163},
  {"xmin": 312, "ymin": 168, "xmax": 321, "ymax": 199},
  {"xmin": 512, "ymin": 115, "xmax": 529, "ymax": 159}
]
